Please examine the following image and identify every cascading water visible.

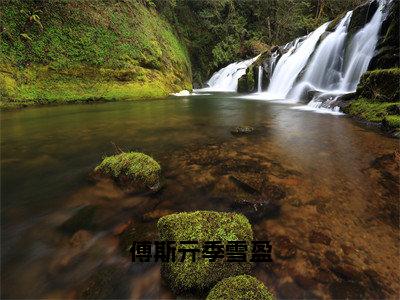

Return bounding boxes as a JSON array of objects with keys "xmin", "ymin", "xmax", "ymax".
[
  {"xmin": 262, "ymin": 22, "xmax": 329, "ymax": 100},
  {"xmin": 290, "ymin": 11, "xmax": 353, "ymax": 99},
  {"xmin": 257, "ymin": 66, "xmax": 263, "ymax": 93},
  {"xmin": 269, "ymin": 51, "xmax": 279, "ymax": 75},
  {"xmin": 197, "ymin": 56, "xmax": 259, "ymax": 92},
  {"xmin": 199, "ymin": 0, "xmax": 389, "ymax": 116},
  {"xmin": 289, "ymin": 0, "xmax": 387, "ymax": 113}
]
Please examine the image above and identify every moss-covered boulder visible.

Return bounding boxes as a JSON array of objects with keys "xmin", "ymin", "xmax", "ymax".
[
  {"xmin": 206, "ymin": 275, "xmax": 274, "ymax": 300},
  {"xmin": 94, "ymin": 152, "xmax": 161, "ymax": 193},
  {"xmin": 355, "ymin": 68, "xmax": 400, "ymax": 102},
  {"xmin": 157, "ymin": 211, "xmax": 253, "ymax": 295}
]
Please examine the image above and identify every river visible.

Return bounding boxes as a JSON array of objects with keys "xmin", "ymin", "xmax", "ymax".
[{"xmin": 1, "ymin": 93, "xmax": 399, "ymax": 299}]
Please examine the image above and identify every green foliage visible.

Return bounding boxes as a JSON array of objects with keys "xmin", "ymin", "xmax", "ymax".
[
  {"xmin": 206, "ymin": 275, "xmax": 274, "ymax": 300},
  {"xmin": 95, "ymin": 152, "xmax": 161, "ymax": 187},
  {"xmin": 157, "ymin": 211, "xmax": 253, "ymax": 294}
]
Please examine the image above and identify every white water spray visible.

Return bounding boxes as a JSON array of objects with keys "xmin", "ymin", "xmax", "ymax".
[
  {"xmin": 197, "ymin": 56, "xmax": 259, "ymax": 92},
  {"xmin": 257, "ymin": 66, "xmax": 263, "ymax": 92},
  {"xmin": 263, "ymin": 22, "xmax": 329, "ymax": 100}
]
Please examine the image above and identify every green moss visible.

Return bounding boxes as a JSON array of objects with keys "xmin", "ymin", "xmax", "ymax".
[
  {"xmin": 356, "ymin": 68, "xmax": 400, "ymax": 102},
  {"xmin": 344, "ymin": 98, "xmax": 400, "ymax": 124},
  {"xmin": 95, "ymin": 152, "xmax": 161, "ymax": 188},
  {"xmin": 206, "ymin": 275, "xmax": 274, "ymax": 300},
  {"xmin": 237, "ymin": 67, "xmax": 255, "ymax": 93},
  {"xmin": 157, "ymin": 211, "xmax": 253, "ymax": 295},
  {"xmin": 0, "ymin": 0, "xmax": 192, "ymax": 108},
  {"xmin": 384, "ymin": 115, "xmax": 400, "ymax": 129}
]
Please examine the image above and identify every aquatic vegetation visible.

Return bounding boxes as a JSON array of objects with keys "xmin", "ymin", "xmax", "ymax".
[
  {"xmin": 206, "ymin": 275, "xmax": 274, "ymax": 300},
  {"xmin": 157, "ymin": 211, "xmax": 253, "ymax": 294},
  {"xmin": 95, "ymin": 152, "xmax": 161, "ymax": 192}
]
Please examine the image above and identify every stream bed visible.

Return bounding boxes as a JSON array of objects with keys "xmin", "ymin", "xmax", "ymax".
[{"xmin": 1, "ymin": 93, "xmax": 399, "ymax": 299}]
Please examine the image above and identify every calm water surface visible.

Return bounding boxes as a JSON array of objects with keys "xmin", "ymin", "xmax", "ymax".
[{"xmin": 1, "ymin": 93, "xmax": 399, "ymax": 299}]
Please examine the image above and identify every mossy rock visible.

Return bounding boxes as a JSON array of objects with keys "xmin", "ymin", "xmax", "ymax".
[
  {"xmin": 206, "ymin": 275, "xmax": 274, "ymax": 300},
  {"xmin": 94, "ymin": 152, "xmax": 161, "ymax": 193},
  {"xmin": 355, "ymin": 68, "xmax": 400, "ymax": 102},
  {"xmin": 238, "ymin": 67, "xmax": 255, "ymax": 93},
  {"xmin": 157, "ymin": 211, "xmax": 253, "ymax": 295}
]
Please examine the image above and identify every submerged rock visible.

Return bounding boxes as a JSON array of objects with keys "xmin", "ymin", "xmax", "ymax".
[
  {"xmin": 93, "ymin": 152, "xmax": 162, "ymax": 194},
  {"xmin": 206, "ymin": 275, "xmax": 274, "ymax": 300},
  {"xmin": 60, "ymin": 205, "xmax": 99, "ymax": 234},
  {"xmin": 309, "ymin": 230, "xmax": 332, "ymax": 246},
  {"xmin": 231, "ymin": 126, "xmax": 255, "ymax": 136},
  {"xmin": 157, "ymin": 211, "xmax": 253, "ymax": 294},
  {"xmin": 274, "ymin": 236, "xmax": 297, "ymax": 259}
]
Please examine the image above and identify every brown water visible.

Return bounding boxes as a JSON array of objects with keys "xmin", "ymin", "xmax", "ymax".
[{"xmin": 1, "ymin": 93, "xmax": 399, "ymax": 299}]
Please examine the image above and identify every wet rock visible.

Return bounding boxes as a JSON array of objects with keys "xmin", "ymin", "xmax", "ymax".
[
  {"xmin": 60, "ymin": 205, "xmax": 99, "ymax": 234},
  {"xmin": 93, "ymin": 152, "xmax": 162, "ymax": 194},
  {"xmin": 113, "ymin": 220, "xmax": 133, "ymax": 235},
  {"xmin": 157, "ymin": 211, "xmax": 253, "ymax": 294},
  {"xmin": 231, "ymin": 184, "xmax": 284, "ymax": 221},
  {"xmin": 70, "ymin": 230, "xmax": 93, "ymax": 249},
  {"xmin": 229, "ymin": 175, "xmax": 261, "ymax": 195},
  {"xmin": 274, "ymin": 236, "xmax": 296, "ymax": 259},
  {"xmin": 206, "ymin": 275, "xmax": 274, "ymax": 300},
  {"xmin": 294, "ymin": 274, "xmax": 317, "ymax": 289},
  {"xmin": 315, "ymin": 269, "xmax": 334, "ymax": 284},
  {"xmin": 329, "ymin": 281, "xmax": 366, "ymax": 299},
  {"xmin": 290, "ymin": 199, "xmax": 301, "ymax": 207},
  {"xmin": 324, "ymin": 250, "xmax": 340, "ymax": 264},
  {"xmin": 330, "ymin": 264, "xmax": 365, "ymax": 282},
  {"xmin": 230, "ymin": 126, "xmax": 255, "ymax": 136},
  {"xmin": 308, "ymin": 255, "xmax": 321, "ymax": 267},
  {"xmin": 309, "ymin": 230, "xmax": 331, "ymax": 246},
  {"xmin": 143, "ymin": 209, "xmax": 174, "ymax": 221},
  {"xmin": 118, "ymin": 221, "xmax": 157, "ymax": 255}
]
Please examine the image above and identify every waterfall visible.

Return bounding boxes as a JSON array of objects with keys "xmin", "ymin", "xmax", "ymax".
[
  {"xmin": 289, "ymin": 1, "xmax": 387, "ymax": 113},
  {"xmin": 262, "ymin": 22, "xmax": 329, "ymax": 100},
  {"xmin": 200, "ymin": 0, "xmax": 389, "ymax": 115},
  {"xmin": 269, "ymin": 51, "xmax": 279, "ymax": 75},
  {"xmin": 257, "ymin": 66, "xmax": 263, "ymax": 93},
  {"xmin": 339, "ymin": 2, "xmax": 386, "ymax": 91},
  {"xmin": 290, "ymin": 11, "xmax": 353, "ymax": 99},
  {"xmin": 198, "ymin": 56, "xmax": 259, "ymax": 92}
]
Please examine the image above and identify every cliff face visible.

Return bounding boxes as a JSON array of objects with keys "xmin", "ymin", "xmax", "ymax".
[{"xmin": 0, "ymin": 0, "xmax": 192, "ymax": 108}]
